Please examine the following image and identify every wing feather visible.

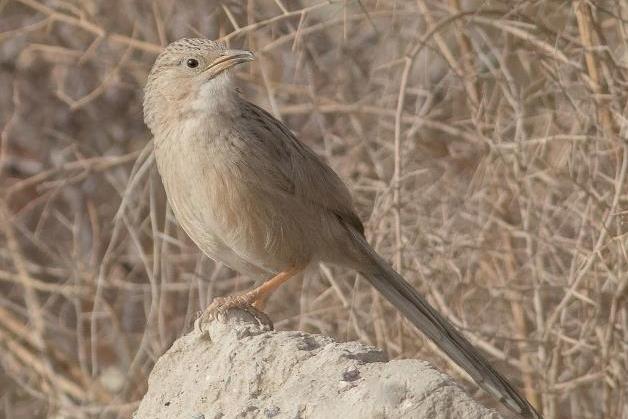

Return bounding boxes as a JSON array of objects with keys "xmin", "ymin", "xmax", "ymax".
[{"xmin": 241, "ymin": 100, "xmax": 364, "ymax": 236}]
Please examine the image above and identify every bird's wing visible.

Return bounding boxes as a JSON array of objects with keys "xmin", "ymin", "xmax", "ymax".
[{"xmin": 241, "ymin": 100, "xmax": 364, "ymax": 235}]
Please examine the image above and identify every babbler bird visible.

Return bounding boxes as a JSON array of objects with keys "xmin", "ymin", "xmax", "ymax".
[{"xmin": 143, "ymin": 38, "xmax": 541, "ymax": 418}]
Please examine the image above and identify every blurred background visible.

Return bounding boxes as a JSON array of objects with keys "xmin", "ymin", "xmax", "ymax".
[{"xmin": 0, "ymin": 1, "xmax": 626, "ymax": 418}]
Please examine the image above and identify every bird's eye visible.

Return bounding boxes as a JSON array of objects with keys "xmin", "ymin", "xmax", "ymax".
[{"xmin": 186, "ymin": 58, "xmax": 199, "ymax": 68}]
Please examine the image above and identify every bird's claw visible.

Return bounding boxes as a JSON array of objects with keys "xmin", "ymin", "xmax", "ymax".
[{"xmin": 195, "ymin": 293, "xmax": 273, "ymax": 335}]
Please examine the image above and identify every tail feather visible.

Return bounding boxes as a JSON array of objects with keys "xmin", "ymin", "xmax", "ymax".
[{"xmin": 348, "ymin": 227, "xmax": 541, "ymax": 418}]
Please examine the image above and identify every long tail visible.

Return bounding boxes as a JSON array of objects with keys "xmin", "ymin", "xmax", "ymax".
[{"xmin": 347, "ymin": 227, "xmax": 541, "ymax": 418}]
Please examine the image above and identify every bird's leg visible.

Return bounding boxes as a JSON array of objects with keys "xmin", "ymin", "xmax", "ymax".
[
  {"xmin": 200, "ymin": 266, "xmax": 303, "ymax": 323},
  {"xmin": 250, "ymin": 266, "xmax": 303, "ymax": 310}
]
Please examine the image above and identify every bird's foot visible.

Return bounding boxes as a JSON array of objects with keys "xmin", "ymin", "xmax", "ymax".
[
  {"xmin": 205, "ymin": 292, "xmax": 263, "ymax": 318},
  {"xmin": 195, "ymin": 291, "xmax": 273, "ymax": 335},
  {"xmin": 194, "ymin": 268, "xmax": 303, "ymax": 335}
]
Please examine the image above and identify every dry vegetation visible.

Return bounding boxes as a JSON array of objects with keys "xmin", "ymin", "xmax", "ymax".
[{"xmin": 0, "ymin": 0, "xmax": 627, "ymax": 418}]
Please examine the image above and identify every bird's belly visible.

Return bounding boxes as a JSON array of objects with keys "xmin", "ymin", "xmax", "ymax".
[{"xmin": 155, "ymin": 138, "xmax": 311, "ymax": 275}]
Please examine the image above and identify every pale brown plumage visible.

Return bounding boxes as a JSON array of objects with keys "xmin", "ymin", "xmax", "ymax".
[{"xmin": 143, "ymin": 38, "xmax": 541, "ymax": 418}]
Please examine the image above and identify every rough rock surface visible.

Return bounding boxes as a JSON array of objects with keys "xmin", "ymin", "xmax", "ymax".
[{"xmin": 134, "ymin": 308, "xmax": 501, "ymax": 419}]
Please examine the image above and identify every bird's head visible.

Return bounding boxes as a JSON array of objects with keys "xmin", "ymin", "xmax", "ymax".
[{"xmin": 143, "ymin": 38, "xmax": 255, "ymax": 134}]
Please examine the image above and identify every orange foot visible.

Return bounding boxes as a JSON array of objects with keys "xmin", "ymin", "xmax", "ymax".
[
  {"xmin": 196, "ymin": 266, "xmax": 303, "ymax": 332},
  {"xmin": 200, "ymin": 291, "xmax": 271, "ymax": 325}
]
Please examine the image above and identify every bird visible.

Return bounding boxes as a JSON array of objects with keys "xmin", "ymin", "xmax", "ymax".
[{"xmin": 143, "ymin": 38, "xmax": 541, "ymax": 418}]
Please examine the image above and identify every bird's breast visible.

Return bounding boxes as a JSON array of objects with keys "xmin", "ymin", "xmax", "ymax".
[
  {"xmin": 156, "ymin": 127, "xmax": 236, "ymax": 229},
  {"xmin": 153, "ymin": 122, "xmax": 299, "ymax": 269}
]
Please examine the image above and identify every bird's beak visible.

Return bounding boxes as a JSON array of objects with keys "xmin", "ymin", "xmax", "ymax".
[{"xmin": 203, "ymin": 49, "xmax": 255, "ymax": 78}]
